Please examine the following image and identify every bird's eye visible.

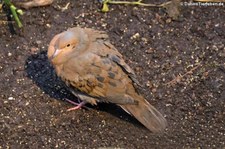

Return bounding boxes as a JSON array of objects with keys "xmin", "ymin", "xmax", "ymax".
[{"xmin": 66, "ymin": 44, "xmax": 70, "ymax": 47}]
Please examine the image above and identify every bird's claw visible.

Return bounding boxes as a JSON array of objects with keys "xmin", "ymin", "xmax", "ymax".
[{"xmin": 64, "ymin": 98, "xmax": 88, "ymax": 111}]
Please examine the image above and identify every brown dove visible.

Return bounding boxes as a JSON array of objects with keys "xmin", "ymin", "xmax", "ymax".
[{"xmin": 48, "ymin": 27, "xmax": 167, "ymax": 132}]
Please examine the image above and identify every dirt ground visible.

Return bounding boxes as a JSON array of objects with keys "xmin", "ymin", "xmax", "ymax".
[{"xmin": 0, "ymin": 0, "xmax": 225, "ymax": 148}]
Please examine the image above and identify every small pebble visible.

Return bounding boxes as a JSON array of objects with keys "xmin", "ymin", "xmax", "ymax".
[
  {"xmin": 8, "ymin": 97, "xmax": 15, "ymax": 100},
  {"xmin": 8, "ymin": 53, "xmax": 12, "ymax": 57},
  {"xmin": 131, "ymin": 33, "xmax": 140, "ymax": 39}
]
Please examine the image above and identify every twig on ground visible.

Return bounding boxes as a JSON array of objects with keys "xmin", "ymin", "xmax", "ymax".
[
  {"xmin": 165, "ymin": 63, "xmax": 202, "ymax": 87},
  {"xmin": 101, "ymin": 0, "xmax": 181, "ymax": 19},
  {"xmin": 101, "ymin": 0, "xmax": 172, "ymax": 12},
  {"xmin": 194, "ymin": 0, "xmax": 225, "ymax": 2}
]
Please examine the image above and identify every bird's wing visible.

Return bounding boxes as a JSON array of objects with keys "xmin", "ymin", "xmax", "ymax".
[
  {"xmin": 101, "ymin": 41, "xmax": 141, "ymax": 86},
  {"xmin": 84, "ymin": 28, "xmax": 141, "ymax": 86},
  {"xmin": 62, "ymin": 52, "xmax": 138, "ymax": 105}
]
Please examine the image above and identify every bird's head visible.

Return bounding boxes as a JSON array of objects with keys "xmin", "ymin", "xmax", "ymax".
[{"xmin": 48, "ymin": 27, "xmax": 88, "ymax": 65}]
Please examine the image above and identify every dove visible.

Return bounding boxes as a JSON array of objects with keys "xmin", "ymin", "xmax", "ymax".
[{"xmin": 48, "ymin": 27, "xmax": 167, "ymax": 132}]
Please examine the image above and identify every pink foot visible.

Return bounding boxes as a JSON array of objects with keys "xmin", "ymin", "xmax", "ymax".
[{"xmin": 64, "ymin": 98, "xmax": 87, "ymax": 111}]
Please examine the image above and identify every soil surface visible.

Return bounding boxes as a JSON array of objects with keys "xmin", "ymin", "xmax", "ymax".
[{"xmin": 0, "ymin": 0, "xmax": 225, "ymax": 148}]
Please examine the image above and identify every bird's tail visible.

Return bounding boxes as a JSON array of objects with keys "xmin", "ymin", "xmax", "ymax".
[{"xmin": 120, "ymin": 95, "xmax": 167, "ymax": 133}]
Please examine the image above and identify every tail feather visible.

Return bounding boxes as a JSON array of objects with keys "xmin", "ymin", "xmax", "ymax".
[{"xmin": 120, "ymin": 97, "xmax": 167, "ymax": 133}]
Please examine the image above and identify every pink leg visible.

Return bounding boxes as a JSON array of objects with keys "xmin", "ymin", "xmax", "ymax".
[{"xmin": 64, "ymin": 98, "xmax": 87, "ymax": 111}]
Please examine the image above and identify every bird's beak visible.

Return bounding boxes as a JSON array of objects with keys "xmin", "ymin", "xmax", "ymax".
[
  {"xmin": 51, "ymin": 48, "xmax": 60, "ymax": 60},
  {"xmin": 48, "ymin": 44, "xmax": 60, "ymax": 60},
  {"xmin": 47, "ymin": 33, "xmax": 61, "ymax": 60}
]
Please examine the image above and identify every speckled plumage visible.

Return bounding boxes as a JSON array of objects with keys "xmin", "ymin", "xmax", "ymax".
[{"xmin": 48, "ymin": 27, "xmax": 167, "ymax": 132}]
